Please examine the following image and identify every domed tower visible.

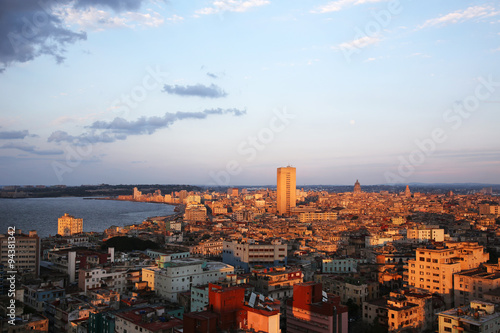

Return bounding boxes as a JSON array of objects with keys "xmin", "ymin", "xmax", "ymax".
[
  {"xmin": 405, "ymin": 185, "xmax": 411, "ymax": 197},
  {"xmin": 354, "ymin": 179, "xmax": 362, "ymax": 194}
]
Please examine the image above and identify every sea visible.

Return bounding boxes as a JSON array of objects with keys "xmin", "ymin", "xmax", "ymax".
[{"xmin": 0, "ymin": 197, "xmax": 176, "ymax": 238}]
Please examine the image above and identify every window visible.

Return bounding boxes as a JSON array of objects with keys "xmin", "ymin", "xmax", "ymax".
[{"xmin": 444, "ymin": 327, "xmax": 451, "ymax": 332}]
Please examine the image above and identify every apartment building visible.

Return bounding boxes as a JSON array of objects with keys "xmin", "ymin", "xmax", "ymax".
[
  {"xmin": 142, "ymin": 258, "xmax": 234, "ymax": 302},
  {"xmin": 0, "ymin": 229, "xmax": 40, "ymax": 276},
  {"xmin": 407, "ymin": 227, "xmax": 445, "ymax": 243},
  {"xmin": 250, "ymin": 267, "xmax": 303, "ymax": 300},
  {"xmin": 454, "ymin": 267, "xmax": 500, "ymax": 307},
  {"xmin": 78, "ymin": 267, "xmax": 128, "ymax": 292},
  {"xmin": 322, "ymin": 257, "xmax": 367, "ymax": 274},
  {"xmin": 407, "ymin": 242, "xmax": 489, "ymax": 307},
  {"xmin": 222, "ymin": 240, "xmax": 287, "ymax": 273},
  {"xmin": 57, "ymin": 213, "xmax": 83, "ymax": 236},
  {"xmin": 438, "ymin": 301, "xmax": 500, "ymax": 333}
]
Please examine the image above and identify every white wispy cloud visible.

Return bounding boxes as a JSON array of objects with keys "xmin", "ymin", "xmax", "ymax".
[
  {"xmin": 336, "ymin": 36, "xmax": 381, "ymax": 50},
  {"xmin": 418, "ymin": 5, "xmax": 500, "ymax": 29},
  {"xmin": 167, "ymin": 14, "xmax": 184, "ymax": 23},
  {"xmin": 311, "ymin": 0, "xmax": 387, "ymax": 13},
  {"xmin": 195, "ymin": 0, "xmax": 269, "ymax": 16},
  {"xmin": 60, "ymin": 7, "xmax": 164, "ymax": 31}
]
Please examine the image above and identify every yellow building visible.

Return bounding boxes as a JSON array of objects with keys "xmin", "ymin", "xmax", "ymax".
[
  {"xmin": 407, "ymin": 242, "xmax": 489, "ymax": 307},
  {"xmin": 277, "ymin": 166, "xmax": 296, "ymax": 216},
  {"xmin": 298, "ymin": 211, "xmax": 337, "ymax": 222},
  {"xmin": 57, "ymin": 213, "xmax": 83, "ymax": 236}
]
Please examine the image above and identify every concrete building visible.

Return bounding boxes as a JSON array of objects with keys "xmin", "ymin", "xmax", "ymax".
[
  {"xmin": 322, "ymin": 275, "xmax": 380, "ymax": 306},
  {"xmin": 184, "ymin": 204, "xmax": 207, "ymax": 222},
  {"xmin": 363, "ymin": 293, "xmax": 420, "ymax": 332},
  {"xmin": 250, "ymin": 267, "xmax": 303, "ymax": 300},
  {"xmin": 78, "ymin": 267, "xmax": 128, "ymax": 292},
  {"xmin": 454, "ymin": 267, "xmax": 500, "ymax": 307},
  {"xmin": 407, "ymin": 227, "xmax": 445, "ymax": 243},
  {"xmin": 114, "ymin": 306, "xmax": 183, "ymax": 333},
  {"xmin": 222, "ymin": 239, "xmax": 287, "ymax": 273},
  {"xmin": 191, "ymin": 284, "xmax": 210, "ymax": 312},
  {"xmin": 299, "ymin": 211, "xmax": 338, "ymax": 222},
  {"xmin": 142, "ymin": 258, "xmax": 234, "ymax": 302},
  {"xmin": 287, "ymin": 282, "xmax": 348, "ymax": 333},
  {"xmin": 407, "ymin": 242, "xmax": 489, "ymax": 307},
  {"xmin": 322, "ymin": 258, "xmax": 367, "ymax": 274},
  {"xmin": 57, "ymin": 213, "xmax": 83, "ymax": 236},
  {"xmin": 0, "ymin": 314, "xmax": 49, "ymax": 332},
  {"xmin": 438, "ymin": 301, "xmax": 500, "ymax": 333},
  {"xmin": 277, "ymin": 166, "xmax": 296, "ymax": 216},
  {"xmin": 0, "ymin": 229, "xmax": 40, "ymax": 276},
  {"xmin": 190, "ymin": 240, "xmax": 223, "ymax": 257},
  {"xmin": 24, "ymin": 283, "xmax": 65, "ymax": 311}
]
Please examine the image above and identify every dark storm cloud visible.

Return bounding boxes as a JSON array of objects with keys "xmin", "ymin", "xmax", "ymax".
[
  {"xmin": 48, "ymin": 108, "xmax": 246, "ymax": 145},
  {"xmin": 0, "ymin": 130, "xmax": 32, "ymax": 139},
  {"xmin": 0, "ymin": 142, "xmax": 63, "ymax": 155},
  {"xmin": 0, "ymin": 0, "xmax": 87, "ymax": 71},
  {"xmin": 162, "ymin": 83, "xmax": 228, "ymax": 98}
]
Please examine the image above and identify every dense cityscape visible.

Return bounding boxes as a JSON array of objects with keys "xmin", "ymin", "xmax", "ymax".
[
  {"xmin": 1, "ymin": 1, "xmax": 500, "ymax": 333},
  {"xmin": 1, "ymin": 166, "xmax": 500, "ymax": 332}
]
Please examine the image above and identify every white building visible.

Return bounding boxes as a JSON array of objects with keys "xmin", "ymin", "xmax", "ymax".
[
  {"xmin": 78, "ymin": 267, "xmax": 128, "ymax": 292},
  {"xmin": 142, "ymin": 258, "xmax": 234, "ymax": 302},
  {"xmin": 407, "ymin": 227, "xmax": 445, "ymax": 243},
  {"xmin": 191, "ymin": 285, "xmax": 210, "ymax": 312},
  {"xmin": 222, "ymin": 239, "xmax": 287, "ymax": 272},
  {"xmin": 322, "ymin": 258, "xmax": 367, "ymax": 274},
  {"xmin": 365, "ymin": 235, "xmax": 394, "ymax": 247},
  {"xmin": 438, "ymin": 301, "xmax": 500, "ymax": 333}
]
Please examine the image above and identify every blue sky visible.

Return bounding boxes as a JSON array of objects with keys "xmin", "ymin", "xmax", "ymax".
[{"xmin": 0, "ymin": 0, "xmax": 499, "ymax": 186}]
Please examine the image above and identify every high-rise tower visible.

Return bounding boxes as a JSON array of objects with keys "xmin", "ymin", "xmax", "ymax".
[{"xmin": 277, "ymin": 166, "xmax": 296, "ymax": 216}]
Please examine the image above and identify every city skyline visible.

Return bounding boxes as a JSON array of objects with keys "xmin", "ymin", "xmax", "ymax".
[{"xmin": 1, "ymin": 1, "xmax": 499, "ymax": 186}]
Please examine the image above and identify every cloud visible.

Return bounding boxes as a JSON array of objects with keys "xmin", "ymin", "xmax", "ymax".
[
  {"xmin": 336, "ymin": 36, "xmax": 380, "ymax": 50},
  {"xmin": 418, "ymin": 5, "xmax": 500, "ymax": 29},
  {"xmin": 0, "ymin": 130, "xmax": 33, "ymax": 139},
  {"xmin": 73, "ymin": 0, "xmax": 147, "ymax": 13},
  {"xmin": 311, "ymin": 0, "xmax": 387, "ymax": 13},
  {"xmin": 196, "ymin": 0, "xmax": 270, "ymax": 15},
  {"xmin": 60, "ymin": 7, "xmax": 164, "ymax": 31},
  {"xmin": 0, "ymin": 142, "xmax": 63, "ymax": 155},
  {"xmin": 207, "ymin": 72, "xmax": 218, "ymax": 79},
  {"xmin": 162, "ymin": 83, "xmax": 228, "ymax": 98},
  {"xmin": 0, "ymin": 0, "xmax": 87, "ymax": 71},
  {"xmin": 49, "ymin": 108, "xmax": 246, "ymax": 145},
  {"xmin": 167, "ymin": 15, "xmax": 184, "ymax": 23}
]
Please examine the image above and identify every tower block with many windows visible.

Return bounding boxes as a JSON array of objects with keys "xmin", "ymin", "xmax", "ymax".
[{"xmin": 277, "ymin": 166, "xmax": 296, "ymax": 216}]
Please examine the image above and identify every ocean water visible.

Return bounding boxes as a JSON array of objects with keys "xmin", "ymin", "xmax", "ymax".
[{"xmin": 0, "ymin": 197, "xmax": 176, "ymax": 238}]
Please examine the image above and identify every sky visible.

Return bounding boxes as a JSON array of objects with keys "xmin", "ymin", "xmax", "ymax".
[{"xmin": 0, "ymin": 0, "xmax": 499, "ymax": 186}]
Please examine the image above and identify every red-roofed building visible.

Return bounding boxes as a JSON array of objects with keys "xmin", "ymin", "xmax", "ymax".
[
  {"xmin": 115, "ymin": 307, "xmax": 183, "ymax": 333},
  {"xmin": 287, "ymin": 282, "xmax": 348, "ymax": 333},
  {"xmin": 184, "ymin": 284, "xmax": 281, "ymax": 333}
]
